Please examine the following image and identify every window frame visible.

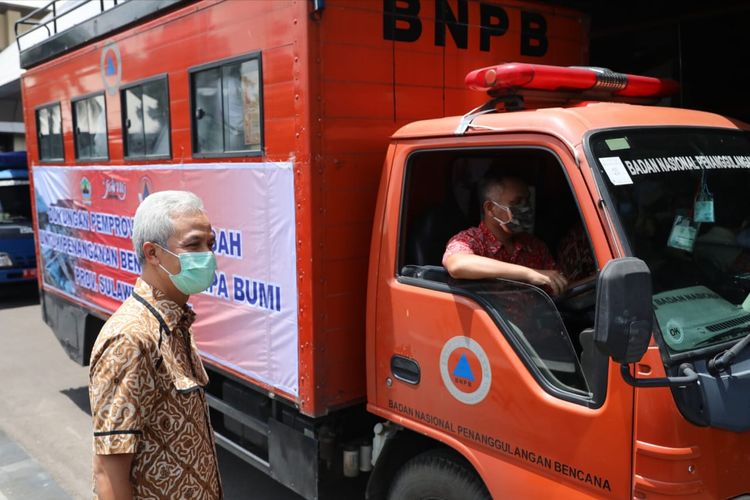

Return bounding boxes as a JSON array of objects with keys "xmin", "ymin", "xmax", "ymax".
[
  {"xmin": 71, "ymin": 91, "xmax": 109, "ymax": 162},
  {"xmin": 35, "ymin": 101, "xmax": 65, "ymax": 163},
  {"xmin": 188, "ymin": 51, "xmax": 264, "ymax": 158},
  {"xmin": 395, "ymin": 145, "xmax": 608, "ymax": 408},
  {"xmin": 120, "ymin": 74, "xmax": 172, "ymax": 161}
]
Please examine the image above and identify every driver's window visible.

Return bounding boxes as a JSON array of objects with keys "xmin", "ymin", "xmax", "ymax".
[{"xmin": 398, "ymin": 148, "xmax": 606, "ymax": 405}]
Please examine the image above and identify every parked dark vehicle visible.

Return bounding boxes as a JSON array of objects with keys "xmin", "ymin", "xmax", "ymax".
[{"xmin": 0, "ymin": 151, "xmax": 36, "ymax": 286}]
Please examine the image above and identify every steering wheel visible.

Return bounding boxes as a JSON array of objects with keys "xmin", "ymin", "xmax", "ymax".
[{"xmin": 554, "ymin": 275, "xmax": 598, "ymax": 312}]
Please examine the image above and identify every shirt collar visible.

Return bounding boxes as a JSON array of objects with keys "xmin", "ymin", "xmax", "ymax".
[{"xmin": 133, "ymin": 278, "xmax": 196, "ymax": 332}]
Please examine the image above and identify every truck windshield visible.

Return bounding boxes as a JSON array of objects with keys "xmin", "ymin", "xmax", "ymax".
[
  {"xmin": 588, "ymin": 128, "xmax": 750, "ymax": 354},
  {"xmin": 0, "ymin": 183, "xmax": 32, "ymax": 223}
]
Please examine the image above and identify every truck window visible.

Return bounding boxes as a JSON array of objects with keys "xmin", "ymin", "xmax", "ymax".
[
  {"xmin": 36, "ymin": 103, "xmax": 64, "ymax": 161},
  {"xmin": 589, "ymin": 128, "xmax": 750, "ymax": 361},
  {"xmin": 190, "ymin": 54, "xmax": 262, "ymax": 156},
  {"xmin": 398, "ymin": 148, "xmax": 605, "ymax": 404},
  {"xmin": 0, "ymin": 184, "xmax": 32, "ymax": 222},
  {"xmin": 121, "ymin": 76, "xmax": 170, "ymax": 159},
  {"xmin": 72, "ymin": 93, "xmax": 108, "ymax": 160}
]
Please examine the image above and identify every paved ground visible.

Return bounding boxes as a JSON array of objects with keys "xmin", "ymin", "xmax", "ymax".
[
  {"xmin": 0, "ymin": 286, "xmax": 301, "ymax": 499},
  {"xmin": 0, "ymin": 429, "xmax": 70, "ymax": 500}
]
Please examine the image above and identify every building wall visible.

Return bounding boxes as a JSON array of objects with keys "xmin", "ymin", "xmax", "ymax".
[
  {"xmin": 0, "ymin": 7, "xmax": 21, "ymax": 50},
  {"xmin": 0, "ymin": 2, "xmax": 44, "ymax": 51},
  {"xmin": 0, "ymin": 2, "xmax": 47, "ymax": 151},
  {"xmin": 12, "ymin": 133, "xmax": 24, "ymax": 150},
  {"xmin": 0, "ymin": 97, "xmax": 22, "ymax": 122}
]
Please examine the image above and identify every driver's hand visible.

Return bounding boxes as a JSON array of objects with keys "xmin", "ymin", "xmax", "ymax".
[{"xmin": 528, "ymin": 269, "xmax": 568, "ymax": 296}]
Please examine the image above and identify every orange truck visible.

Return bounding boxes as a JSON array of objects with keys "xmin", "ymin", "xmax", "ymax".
[{"xmin": 16, "ymin": 0, "xmax": 750, "ymax": 498}]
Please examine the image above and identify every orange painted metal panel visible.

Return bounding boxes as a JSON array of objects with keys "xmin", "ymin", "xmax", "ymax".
[
  {"xmin": 319, "ymin": 42, "xmax": 393, "ymax": 84},
  {"xmin": 320, "ymin": 121, "xmax": 400, "ymax": 155},
  {"xmin": 323, "ymin": 81, "xmax": 396, "ymax": 120},
  {"xmin": 633, "ymin": 346, "xmax": 750, "ymax": 499},
  {"xmin": 320, "ymin": 154, "xmax": 383, "ymax": 190}
]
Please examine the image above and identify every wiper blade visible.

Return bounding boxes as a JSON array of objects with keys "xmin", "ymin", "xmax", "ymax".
[
  {"xmin": 708, "ymin": 330, "xmax": 750, "ymax": 373},
  {"xmin": 694, "ymin": 325, "xmax": 750, "ymax": 347}
]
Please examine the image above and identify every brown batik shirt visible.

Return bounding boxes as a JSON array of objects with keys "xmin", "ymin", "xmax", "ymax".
[{"xmin": 89, "ymin": 278, "xmax": 222, "ymax": 499}]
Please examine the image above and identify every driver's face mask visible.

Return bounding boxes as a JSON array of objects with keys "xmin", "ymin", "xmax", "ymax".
[{"xmin": 491, "ymin": 201, "xmax": 534, "ymax": 234}]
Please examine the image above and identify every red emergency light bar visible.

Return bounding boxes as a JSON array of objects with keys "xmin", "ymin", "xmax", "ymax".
[{"xmin": 465, "ymin": 63, "xmax": 679, "ymax": 98}]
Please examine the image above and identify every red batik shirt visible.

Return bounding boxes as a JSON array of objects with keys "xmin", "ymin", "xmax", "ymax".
[
  {"xmin": 556, "ymin": 224, "xmax": 597, "ymax": 281},
  {"xmin": 443, "ymin": 221, "xmax": 557, "ymax": 270}
]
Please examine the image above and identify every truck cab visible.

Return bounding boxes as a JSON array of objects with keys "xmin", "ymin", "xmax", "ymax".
[
  {"xmin": 367, "ymin": 64, "xmax": 750, "ymax": 498},
  {"xmin": 0, "ymin": 151, "xmax": 36, "ymax": 287}
]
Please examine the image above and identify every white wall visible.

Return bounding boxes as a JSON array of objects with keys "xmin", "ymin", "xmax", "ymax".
[{"xmin": 13, "ymin": 133, "xmax": 24, "ymax": 151}]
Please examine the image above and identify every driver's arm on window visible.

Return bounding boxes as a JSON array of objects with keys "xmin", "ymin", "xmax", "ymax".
[{"xmin": 442, "ymin": 240, "xmax": 568, "ymax": 295}]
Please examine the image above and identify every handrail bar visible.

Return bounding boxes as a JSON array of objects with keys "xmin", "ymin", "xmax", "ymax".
[{"xmin": 15, "ymin": 0, "xmax": 122, "ymax": 53}]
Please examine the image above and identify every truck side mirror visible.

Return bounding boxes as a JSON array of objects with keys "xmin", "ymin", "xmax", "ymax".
[{"xmin": 593, "ymin": 257, "xmax": 653, "ymax": 364}]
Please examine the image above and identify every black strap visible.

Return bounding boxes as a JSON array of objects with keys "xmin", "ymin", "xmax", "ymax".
[
  {"xmin": 132, "ymin": 290, "xmax": 200, "ymax": 378},
  {"xmin": 131, "ymin": 291, "xmax": 201, "ymax": 382},
  {"xmin": 94, "ymin": 429, "xmax": 142, "ymax": 437},
  {"xmin": 132, "ymin": 291, "xmax": 169, "ymax": 366}
]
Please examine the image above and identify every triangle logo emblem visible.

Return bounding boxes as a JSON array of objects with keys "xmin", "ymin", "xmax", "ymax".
[{"xmin": 452, "ymin": 353, "xmax": 475, "ymax": 381}]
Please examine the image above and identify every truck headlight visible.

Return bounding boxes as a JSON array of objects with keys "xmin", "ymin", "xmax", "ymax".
[{"xmin": 0, "ymin": 253, "xmax": 12, "ymax": 268}]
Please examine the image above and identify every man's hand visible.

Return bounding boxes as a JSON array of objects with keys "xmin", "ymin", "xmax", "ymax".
[
  {"xmin": 527, "ymin": 269, "xmax": 568, "ymax": 296},
  {"xmin": 93, "ymin": 453, "xmax": 134, "ymax": 500}
]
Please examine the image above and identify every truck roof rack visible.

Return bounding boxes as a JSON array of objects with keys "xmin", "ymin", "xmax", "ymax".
[
  {"xmin": 15, "ymin": 0, "xmax": 189, "ymax": 69},
  {"xmin": 454, "ymin": 96, "xmax": 522, "ymax": 135}
]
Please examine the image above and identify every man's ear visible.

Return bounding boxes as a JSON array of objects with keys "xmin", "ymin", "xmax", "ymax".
[
  {"xmin": 142, "ymin": 242, "xmax": 159, "ymax": 265},
  {"xmin": 482, "ymin": 200, "xmax": 493, "ymax": 216}
]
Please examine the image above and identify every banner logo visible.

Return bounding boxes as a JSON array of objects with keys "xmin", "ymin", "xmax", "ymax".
[
  {"xmin": 102, "ymin": 176, "xmax": 127, "ymax": 200},
  {"xmin": 81, "ymin": 177, "xmax": 92, "ymax": 204},
  {"xmin": 138, "ymin": 176, "xmax": 153, "ymax": 202}
]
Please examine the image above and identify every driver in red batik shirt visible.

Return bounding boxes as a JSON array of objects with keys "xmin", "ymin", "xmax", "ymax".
[{"xmin": 442, "ymin": 175, "xmax": 568, "ymax": 296}]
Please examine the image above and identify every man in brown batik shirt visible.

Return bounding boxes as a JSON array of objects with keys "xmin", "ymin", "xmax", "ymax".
[{"xmin": 89, "ymin": 191, "xmax": 221, "ymax": 499}]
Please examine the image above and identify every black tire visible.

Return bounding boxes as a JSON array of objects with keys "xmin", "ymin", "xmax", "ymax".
[{"xmin": 387, "ymin": 450, "xmax": 492, "ymax": 500}]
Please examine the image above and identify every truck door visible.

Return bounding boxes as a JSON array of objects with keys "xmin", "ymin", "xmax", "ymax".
[{"xmin": 370, "ymin": 137, "xmax": 634, "ymax": 498}]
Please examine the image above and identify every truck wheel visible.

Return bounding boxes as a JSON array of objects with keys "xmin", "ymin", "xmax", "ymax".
[{"xmin": 387, "ymin": 450, "xmax": 491, "ymax": 500}]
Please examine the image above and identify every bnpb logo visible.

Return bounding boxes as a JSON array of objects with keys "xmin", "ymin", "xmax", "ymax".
[
  {"xmin": 138, "ymin": 176, "xmax": 153, "ymax": 203},
  {"xmin": 440, "ymin": 336, "xmax": 491, "ymax": 405},
  {"xmin": 100, "ymin": 42, "xmax": 122, "ymax": 96}
]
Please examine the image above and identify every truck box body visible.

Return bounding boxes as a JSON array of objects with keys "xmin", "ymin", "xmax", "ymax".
[{"xmin": 20, "ymin": 0, "xmax": 586, "ymax": 416}]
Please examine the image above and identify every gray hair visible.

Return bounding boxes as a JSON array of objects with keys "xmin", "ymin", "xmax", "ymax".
[{"xmin": 132, "ymin": 190, "xmax": 204, "ymax": 265}]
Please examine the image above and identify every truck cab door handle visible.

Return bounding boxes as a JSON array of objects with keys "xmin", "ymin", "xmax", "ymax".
[{"xmin": 391, "ymin": 355, "xmax": 420, "ymax": 385}]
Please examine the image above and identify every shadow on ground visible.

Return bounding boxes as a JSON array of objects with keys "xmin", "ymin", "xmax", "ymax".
[
  {"xmin": 0, "ymin": 283, "xmax": 39, "ymax": 310},
  {"xmin": 61, "ymin": 386, "xmax": 91, "ymax": 416}
]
